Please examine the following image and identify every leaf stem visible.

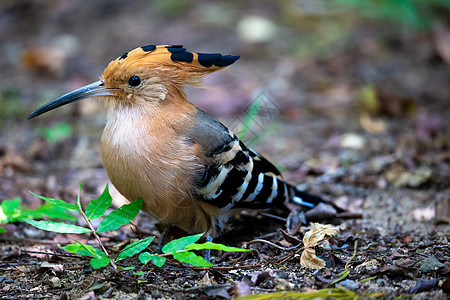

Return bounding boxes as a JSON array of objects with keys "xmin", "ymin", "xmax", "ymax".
[
  {"xmin": 331, "ymin": 239, "xmax": 358, "ymax": 285},
  {"xmin": 77, "ymin": 196, "xmax": 118, "ymax": 272}
]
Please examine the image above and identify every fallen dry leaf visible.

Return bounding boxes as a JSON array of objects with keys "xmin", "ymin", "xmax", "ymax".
[
  {"xmin": 359, "ymin": 112, "xmax": 387, "ymax": 134},
  {"xmin": 300, "ymin": 247, "xmax": 326, "ymax": 269},
  {"xmin": 373, "ymin": 264, "xmax": 418, "ymax": 279},
  {"xmin": 250, "ymin": 270, "xmax": 272, "ymax": 286},
  {"xmin": 279, "ymin": 228, "xmax": 302, "ymax": 245},
  {"xmin": 389, "ymin": 251, "xmax": 408, "ymax": 260},
  {"xmin": 396, "ymin": 258, "xmax": 417, "ymax": 268},
  {"xmin": 384, "ymin": 165, "xmax": 432, "ymax": 187},
  {"xmin": 198, "ymin": 272, "xmax": 217, "ymax": 286},
  {"xmin": 77, "ymin": 291, "xmax": 96, "ymax": 300},
  {"xmin": 35, "ymin": 262, "xmax": 64, "ymax": 274},
  {"xmin": 205, "ymin": 287, "xmax": 230, "ymax": 299},
  {"xmin": 304, "ymin": 202, "xmax": 337, "ymax": 222},
  {"xmin": 300, "ymin": 223, "xmax": 340, "ymax": 269},
  {"xmin": 409, "ymin": 278, "xmax": 439, "ymax": 293},
  {"xmin": 355, "ymin": 259, "xmax": 380, "ymax": 272},
  {"xmin": 286, "ymin": 209, "xmax": 306, "ymax": 235},
  {"xmin": 303, "ymin": 223, "xmax": 340, "ymax": 249},
  {"xmin": 233, "ymin": 281, "xmax": 252, "ymax": 297}
]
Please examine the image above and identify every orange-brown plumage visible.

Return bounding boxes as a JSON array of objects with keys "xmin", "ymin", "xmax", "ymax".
[
  {"xmin": 99, "ymin": 45, "xmax": 234, "ymax": 235},
  {"xmin": 27, "ymin": 44, "xmax": 340, "ymax": 239}
]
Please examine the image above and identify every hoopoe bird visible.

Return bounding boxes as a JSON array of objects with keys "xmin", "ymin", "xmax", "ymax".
[{"xmin": 28, "ymin": 45, "xmax": 341, "ymax": 239}]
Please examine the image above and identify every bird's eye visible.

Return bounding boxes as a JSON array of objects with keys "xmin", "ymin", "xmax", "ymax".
[{"xmin": 128, "ymin": 75, "xmax": 141, "ymax": 87}]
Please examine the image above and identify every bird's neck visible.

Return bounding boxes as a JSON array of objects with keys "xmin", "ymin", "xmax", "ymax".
[
  {"xmin": 103, "ymin": 87, "xmax": 196, "ymax": 148},
  {"xmin": 106, "ymin": 85, "xmax": 193, "ymax": 123}
]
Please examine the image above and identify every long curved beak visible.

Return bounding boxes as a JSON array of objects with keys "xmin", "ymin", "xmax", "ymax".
[{"xmin": 27, "ymin": 80, "xmax": 113, "ymax": 119}]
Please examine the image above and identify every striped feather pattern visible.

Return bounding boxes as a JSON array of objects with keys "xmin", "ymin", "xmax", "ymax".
[{"xmin": 196, "ymin": 128, "xmax": 297, "ymax": 211}]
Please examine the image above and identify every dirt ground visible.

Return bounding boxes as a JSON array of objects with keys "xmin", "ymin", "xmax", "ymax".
[{"xmin": 0, "ymin": 1, "xmax": 449, "ymax": 299}]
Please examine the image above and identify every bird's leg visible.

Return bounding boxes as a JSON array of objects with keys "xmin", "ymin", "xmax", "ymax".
[
  {"xmin": 205, "ymin": 235, "xmax": 213, "ymax": 262},
  {"xmin": 157, "ymin": 226, "xmax": 172, "ymax": 253}
]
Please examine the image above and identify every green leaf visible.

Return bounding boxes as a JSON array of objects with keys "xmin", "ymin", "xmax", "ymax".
[
  {"xmin": 0, "ymin": 198, "xmax": 20, "ymax": 217},
  {"xmin": 86, "ymin": 184, "xmax": 113, "ymax": 220},
  {"xmin": 61, "ymin": 243, "xmax": 97, "ymax": 257},
  {"xmin": 138, "ymin": 252, "xmax": 152, "ymax": 264},
  {"xmin": 185, "ymin": 242, "xmax": 251, "ymax": 252},
  {"xmin": 0, "ymin": 195, "xmax": 76, "ymax": 225},
  {"xmin": 0, "ymin": 227, "xmax": 6, "ymax": 233},
  {"xmin": 121, "ymin": 266, "xmax": 135, "ymax": 271},
  {"xmin": 0, "ymin": 198, "xmax": 21, "ymax": 223},
  {"xmin": 62, "ymin": 243, "xmax": 89, "ymax": 253},
  {"xmin": 97, "ymin": 198, "xmax": 143, "ymax": 233},
  {"xmin": 62, "ymin": 242, "xmax": 108, "ymax": 263},
  {"xmin": 162, "ymin": 232, "xmax": 203, "ymax": 253},
  {"xmin": 76, "ymin": 184, "xmax": 82, "ymax": 211},
  {"xmin": 133, "ymin": 271, "xmax": 145, "ymax": 276},
  {"xmin": 116, "ymin": 236, "xmax": 155, "ymax": 261},
  {"xmin": 0, "ymin": 207, "xmax": 7, "ymax": 224},
  {"xmin": 21, "ymin": 204, "xmax": 77, "ymax": 222},
  {"xmin": 24, "ymin": 219, "xmax": 91, "ymax": 234},
  {"xmin": 29, "ymin": 191, "xmax": 77, "ymax": 210},
  {"xmin": 139, "ymin": 252, "xmax": 166, "ymax": 267},
  {"xmin": 90, "ymin": 255, "xmax": 110, "ymax": 269},
  {"xmin": 76, "ymin": 240, "xmax": 108, "ymax": 259},
  {"xmin": 172, "ymin": 251, "xmax": 212, "ymax": 267}
]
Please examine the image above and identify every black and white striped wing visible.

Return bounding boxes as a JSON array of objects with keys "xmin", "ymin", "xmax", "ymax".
[
  {"xmin": 199, "ymin": 140, "xmax": 293, "ymax": 210},
  {"xmin": 190, "ymin": 109, "xmax": 293, "ymax": 210}
]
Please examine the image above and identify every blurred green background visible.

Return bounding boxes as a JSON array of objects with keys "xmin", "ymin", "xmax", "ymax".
[
  {"xmin": 1, "ymin": 0, "xmax": 448, "ymax": 116},
  {"xmin": 0, "ymin": 0, "xmax": 450, "ymax": 117}
]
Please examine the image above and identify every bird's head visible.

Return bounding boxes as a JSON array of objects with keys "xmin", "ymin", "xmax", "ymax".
[{"xmin": 27, "ymin": 45, "xmax": 239, "ymax": 119}]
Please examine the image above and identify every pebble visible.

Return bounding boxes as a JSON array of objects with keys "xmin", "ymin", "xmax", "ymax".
[
  {"xmin": 50, "ymin": 277, "xmax": 61, "ymax": 288},
  {"xmin": 338, "ymin": 279, "xmax": 359, "ymax": 290}
]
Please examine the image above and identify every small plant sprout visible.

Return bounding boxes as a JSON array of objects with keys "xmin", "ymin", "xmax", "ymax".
[{"xmin": 24, "ymin": 184, "xmax": 250, "ymax": 274}]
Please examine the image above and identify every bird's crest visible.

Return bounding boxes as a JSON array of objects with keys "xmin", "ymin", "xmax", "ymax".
[{"xmin": 102, "ymin": 45, "xmax": 239, "ymax": 88}]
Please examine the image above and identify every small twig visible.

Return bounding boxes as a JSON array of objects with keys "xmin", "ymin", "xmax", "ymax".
[
  {"xmin": 245, "ymin": 239, "xmax": 303, "ymax": 251},
  {"xmin": 20, "ymin": 250, "xmax": 86, "ymax": 259},
  {"xmin": 157, "ymin": 258, "xmax": 265, "ymax": 270},
  {"xmin": 259, "ymin": 212, "xmax": 287, "ymax": 222},
  {"xmin": 255, "ymin": 231, "xmax": 280, "ymax": 239},
  {"xmin": 129, "ymin": 224, "xmax": 141, "ymax": 239},
  {"xmin": 204, "ymin": 264, "xmax": 264, "ymax": 270},
  {"xmin": 181, "ymin": 284, "xmax": 233, "ymax": 292},
  {"xmin": 276, "ymin": 252, "xmax": 297, "ymax": 264}
]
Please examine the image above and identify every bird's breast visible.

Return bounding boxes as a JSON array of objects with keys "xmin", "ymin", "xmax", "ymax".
[{"xmin": 99, "ymin": 106, "xmax": 218, "ymax": 233}]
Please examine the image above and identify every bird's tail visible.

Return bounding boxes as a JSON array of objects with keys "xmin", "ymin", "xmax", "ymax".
[{"xmin": 288, "ymin": 184, "xmax": 345, "ymax": 212}]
